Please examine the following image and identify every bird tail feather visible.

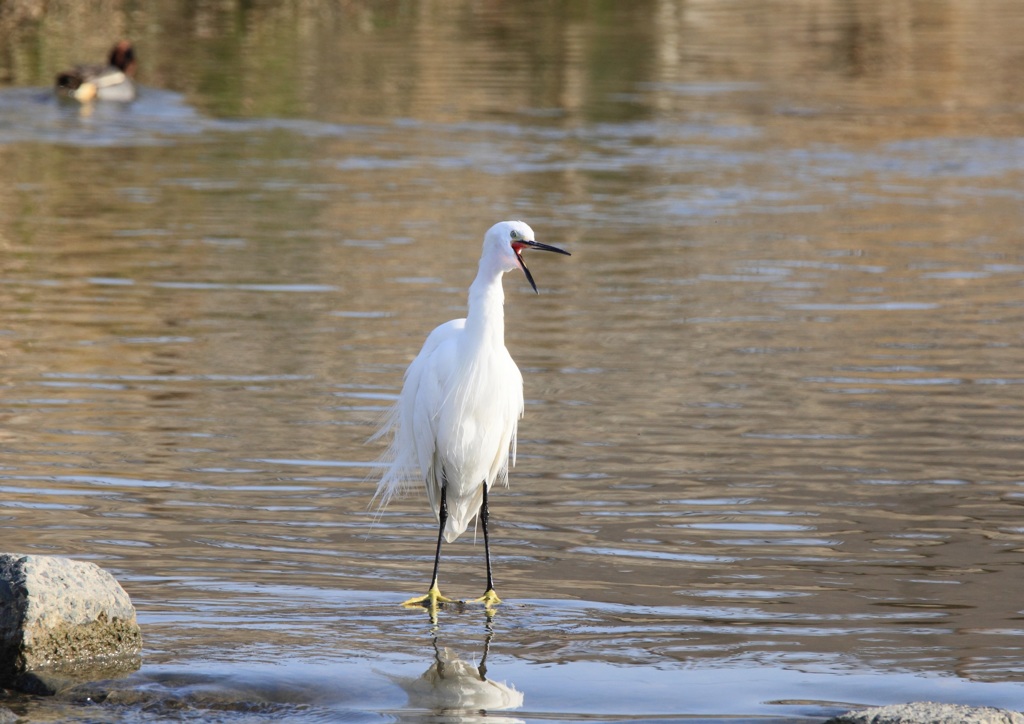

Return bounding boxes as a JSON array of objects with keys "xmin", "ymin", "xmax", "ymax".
[{"xmin": 369, "ymin": 403, "xmax": 419, "ymax": 509}]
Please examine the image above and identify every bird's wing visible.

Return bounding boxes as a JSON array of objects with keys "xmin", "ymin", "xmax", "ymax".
[
  {"xmin": 434, "ymin": 343, "xmax": 525, "ymax": 542},
  {"xmin": 373, "ymin": 318, "xmax": 465, "ymax": 511},
  {"xmin": 493, "ymin": 348, "xmax": 525, "ymax": 485},
  {"xmin": 467, "ymin": 347, "xmax": 523, "ymax": 500},
  {"xmin": 411, "ymin": 320, "xmax": 464, "ymax": 518}
]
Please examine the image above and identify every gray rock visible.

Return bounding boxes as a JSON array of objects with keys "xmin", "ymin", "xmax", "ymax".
[
  {"xmin": 0, "ymin": 553, "xmax": 142, "ymax": 693},
  {"xmin": 825, "ymin": 701, "xmax": 1024, "ymax": 724}
]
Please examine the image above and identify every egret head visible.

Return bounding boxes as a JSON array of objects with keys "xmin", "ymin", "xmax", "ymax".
[{"xmin": 484, "ymin": 220, "xmax": 570, "ymax": 293}]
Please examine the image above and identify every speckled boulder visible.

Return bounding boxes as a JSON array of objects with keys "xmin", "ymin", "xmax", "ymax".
[
  {"xmin": 0, "ymin": 553, "xmax": 142, "ymax": 693},
  {"xmin": 825, "ymin": 701, "xmax": 1024, "ymax": 724}
]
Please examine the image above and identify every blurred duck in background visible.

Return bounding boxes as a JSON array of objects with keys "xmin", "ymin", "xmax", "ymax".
[{"xmin": 55, "ymin": 40, "xmax": 137, "ymax": 102}]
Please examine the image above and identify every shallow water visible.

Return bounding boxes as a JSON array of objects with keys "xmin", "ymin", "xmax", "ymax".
[{"xmin": 2, "ymin": 1, "xmax": 1024, "ymax": 721}]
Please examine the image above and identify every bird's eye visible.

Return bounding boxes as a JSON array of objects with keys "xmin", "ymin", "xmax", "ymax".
[{"xmin": 510, "ymin": 230, "xmax": 519, "ymax": 240}]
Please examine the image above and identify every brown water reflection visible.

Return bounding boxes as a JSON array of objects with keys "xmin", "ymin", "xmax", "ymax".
[{"xmin": 2, "ymin": 0, "xmax": 1024, "ymax": 720}]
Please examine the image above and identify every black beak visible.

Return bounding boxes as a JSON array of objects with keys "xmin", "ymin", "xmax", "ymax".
[{"xmin": 514, "ymin": 240, "xmax": 571, "ymax": 294}]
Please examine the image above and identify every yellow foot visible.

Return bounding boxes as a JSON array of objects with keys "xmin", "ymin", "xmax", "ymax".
[
  {"xmin": 473, "ymin": 589, "xmax": 502, "ymax": 607},
  {"xmin": 401, "ymin": 586, "xmax": 456, "ymax": 609}
]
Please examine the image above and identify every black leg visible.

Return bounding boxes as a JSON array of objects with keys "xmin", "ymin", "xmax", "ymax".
[
  {"xmin": 402, "ymin": 475, "xmax": 454, "ymax": 609},
  {"xmin": 472, "ymin": 483, "xmax": 501, "ymax": 605},
  {"xmin": 481, "ymin": 482, "xmax": 495, "ymax": 593},
  {"xmin": 478, "ymin": 626, "xmax": 494, "ymax": 681},
  {"xmin": 429, "ymin": 482, "xmax": 448, "ymax": 591}
]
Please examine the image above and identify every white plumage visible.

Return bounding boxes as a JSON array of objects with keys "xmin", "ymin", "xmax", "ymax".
[{"xmin": 374, "ymin": 220, "xmax": 569, "ymax": 609}]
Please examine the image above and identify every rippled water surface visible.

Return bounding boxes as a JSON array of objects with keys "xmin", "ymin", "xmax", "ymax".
[{"xmin": 2, "ymin": 1, "xmax": 1024, "ymax": 721}]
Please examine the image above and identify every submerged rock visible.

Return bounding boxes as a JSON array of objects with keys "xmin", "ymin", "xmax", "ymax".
[
  {"xmin": 825, "ymin": 701, "xmax": 1024, "ymax": 724},
  {"xmin": 0, "ymin": 553, "xmax": 142, "ymax": 694}
]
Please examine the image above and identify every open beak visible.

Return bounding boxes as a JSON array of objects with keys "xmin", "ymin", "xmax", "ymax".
[{"xmin": 513, "ymin": 240, "xmax": 571, "ymax": 294}]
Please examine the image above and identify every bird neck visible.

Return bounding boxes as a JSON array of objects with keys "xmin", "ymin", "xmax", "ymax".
[{"xmin": 465, "ymin": 266, "xmax": 506, "ymax": 344}]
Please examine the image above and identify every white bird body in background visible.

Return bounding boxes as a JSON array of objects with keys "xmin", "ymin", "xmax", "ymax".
[
  {"xmin": 55, "ymin": 41, "xmax": 138, "ymax": 103},
  {"xmin": 375, "ymin": 220, "xmax": 570, "ymax": 610}
]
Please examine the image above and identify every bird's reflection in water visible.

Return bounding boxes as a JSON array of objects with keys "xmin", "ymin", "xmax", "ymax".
[{"xmin": 397, "ymin": 618, "xmax": 524, "ymax": 722}]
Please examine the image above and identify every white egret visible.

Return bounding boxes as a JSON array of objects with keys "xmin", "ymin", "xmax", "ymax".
[{"xmin": 374, "ymin": 220, "xmax": 570, "ymax": 609}]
